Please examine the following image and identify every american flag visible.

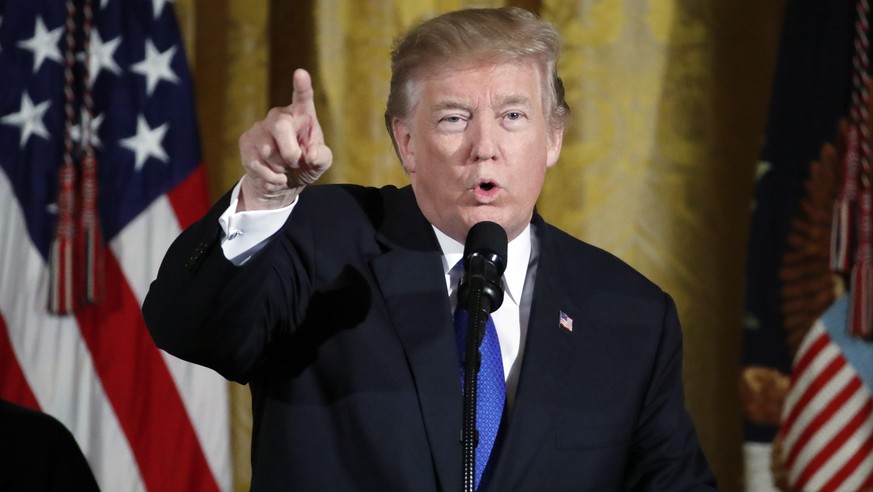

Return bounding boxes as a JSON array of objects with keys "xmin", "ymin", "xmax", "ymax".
[
  {"xmin": 559, "ymin": 310, "xmax": 573, "ymax": 332},
  {"xmin": 0, "ymin": 0, "xmax": 231, "ymax": 490},
  {"xmin": 779, "ymin": 296, "xmax": 873, "ymax": 492}
]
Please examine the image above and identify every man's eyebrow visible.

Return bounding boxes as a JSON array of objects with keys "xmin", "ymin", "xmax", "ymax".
[
  {"xmin": 430, "ymin": 94, "xmax": 531, "ymax": 113},
  {"xmin": 497, "ymin": 94, "xmax": 531, "ymax": 107},
  {"xmin": 431, "ymin": 100, "xmax": 473, "ymax": 113}
]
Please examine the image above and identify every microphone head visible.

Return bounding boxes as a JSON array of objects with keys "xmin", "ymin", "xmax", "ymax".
[
  {"xmin": 463, "ymin": 221, "xmax": 508, "ymax": 275},
  {"xmin": 459, "ymin": 221, "xmax": 508, "ymax": 313}
]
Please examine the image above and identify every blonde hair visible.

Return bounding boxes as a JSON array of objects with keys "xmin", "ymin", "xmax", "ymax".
[{"xmin": 384, "ymin": 7, "xmax": 570, "ymax": 148}]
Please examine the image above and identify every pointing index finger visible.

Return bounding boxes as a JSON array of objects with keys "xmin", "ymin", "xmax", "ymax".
[{"xmin": 291, "ymin": 68, "xmax": 316, "ymax": 116}]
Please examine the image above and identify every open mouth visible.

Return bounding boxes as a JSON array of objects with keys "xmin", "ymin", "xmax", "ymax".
[{"xmin": 473, "ymin": 180, "xmax": 500, "ymax": 202}]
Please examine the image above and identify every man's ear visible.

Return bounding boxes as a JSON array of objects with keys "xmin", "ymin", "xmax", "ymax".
[
  {"xmin": 392, "ymin": 117, "xmax": 415, "ymax": 173},
  {"xmin": 546, "ymin": 126, "xmax": 564, "ymax": 168}
]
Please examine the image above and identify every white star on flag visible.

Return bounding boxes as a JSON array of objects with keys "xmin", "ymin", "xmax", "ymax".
[
  {"xmin": 121, "ymin": 115, "xmax": 169, "ymax": 170},
  {"xmin": 131, "ymin": 39, "xmax": 179, "ymax": 96},
  {"xmin": 81, "ymin": 28, "xmax": 122, "ymax": 85},
  {"xmin": 17, "ymin": 16, "xmax": 63, "ymax": 73},
  {"xmin": 1, "ymin": 92, "xmax": 51, "ymax": 147},
  {"xmin": 71, "ymin": 112, "xmax": 105, "ymax": 149}
]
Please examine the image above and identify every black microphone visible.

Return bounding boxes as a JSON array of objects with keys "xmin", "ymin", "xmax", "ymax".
[
  {"xmin": 458, "ymin": 221, "xmax": 508, "ymax": 317},
  {"xmin": 457, "ymin": 221, "xmax": 507, "ymax": 492}
]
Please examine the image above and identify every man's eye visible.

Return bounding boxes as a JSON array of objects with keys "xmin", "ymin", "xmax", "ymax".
[
  {"xmin": 443, "ymin": 116, "xmax": 462, "ymax": 123},
  {"xmin": 506, "ymin": 112, "xmax": 522, "ymax": 121}
]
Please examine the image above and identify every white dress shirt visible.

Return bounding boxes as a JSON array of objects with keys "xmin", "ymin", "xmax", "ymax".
[
  {"xmin": 431, "ymin": 226, "xmax": 532, "ymax": 406},
  {"xmin": 218, "ymin": 180, "xmax": 297, "ymax": 265}
]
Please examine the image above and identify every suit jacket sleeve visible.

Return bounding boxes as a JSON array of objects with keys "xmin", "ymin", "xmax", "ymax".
[
  {"xmin": 623, "ymin": 293, "xmax": 716, "ymax": 490},
  {"xmin": 142, "ymin": 190, "xmax": 310, "ymax": 383}
]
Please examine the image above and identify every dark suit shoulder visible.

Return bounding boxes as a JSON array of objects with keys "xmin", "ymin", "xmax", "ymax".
[
  {"xmin": 291, "ymin": 183, "xmax": 405, "ymax": 231},
  {"xmin": 294, "ymin": 184, "xmax": 434, "ymax": 253},
  {"xmin": 296, "ymin": 183, "xmax": 405, "ymax": 208},
  {"xmin": 539, "ymin": 221, "xmax": 664, "ymax": 298}
]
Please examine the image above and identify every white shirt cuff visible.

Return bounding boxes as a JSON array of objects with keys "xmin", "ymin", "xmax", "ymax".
[{"xmin": 218, "ymin": 179, "xmax": 297, "ymax": 265}]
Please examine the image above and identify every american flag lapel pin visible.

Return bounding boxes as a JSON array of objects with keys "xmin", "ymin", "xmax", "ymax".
[{"xmin": 559, "ymin": 310, "xmax": 573, "ymax": 332}]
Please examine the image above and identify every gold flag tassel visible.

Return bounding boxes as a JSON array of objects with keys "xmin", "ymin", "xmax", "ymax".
[
  {"xmin": 79, "ymin": 0, "xmax": 103, "ymax": 305},
  {"xmin": 48, "ymin": 0, "xmax": 81, "ymax": 314},
  {"xmin": 49, "ymin": 0, "xmax": 103, "ymax": 314}
]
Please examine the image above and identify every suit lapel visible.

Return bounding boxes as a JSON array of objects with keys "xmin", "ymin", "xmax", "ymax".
[
  {"xmin": 369, "ymin": 193, "xmax": 586, "ymax": 489},
  {"xmin": 488, "ymin": 217, "xmax": 577, "ymax": 489},
  {"xmin": 369, "ymin": 187, "xmax": 462, "ymax": 490}
]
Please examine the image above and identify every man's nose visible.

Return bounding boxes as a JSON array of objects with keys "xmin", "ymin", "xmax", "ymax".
[{"xmin": 470, "ymin": 119, "xmax": 498, "ymax": 162}]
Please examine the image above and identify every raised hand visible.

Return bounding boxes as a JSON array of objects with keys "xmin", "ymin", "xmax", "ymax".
[{"xmin": 237, "ymin": 69, "xmax": 333, "ymax": 211}]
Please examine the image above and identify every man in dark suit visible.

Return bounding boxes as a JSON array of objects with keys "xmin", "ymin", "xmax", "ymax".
[{"xmin": 143, "ymin": 7, "xmax": 716, "ymax": 491}]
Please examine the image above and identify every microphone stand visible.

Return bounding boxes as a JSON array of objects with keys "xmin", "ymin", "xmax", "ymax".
[
  {"xmin": 462, "ymin": 287, "xmax": 492, "ymax": 492},
  {"xmin": 457, "ymin": 221, "xmax": 506, "ymax": 492}
]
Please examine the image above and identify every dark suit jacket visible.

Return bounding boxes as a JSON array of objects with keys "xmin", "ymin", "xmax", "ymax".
[
  {"xmin": 143, "ymin": 184, "xmax": 716, "ymax": 491},
  {"xmin": 0, "ymin": 399, "xmax": 100, "ymax": 492}
]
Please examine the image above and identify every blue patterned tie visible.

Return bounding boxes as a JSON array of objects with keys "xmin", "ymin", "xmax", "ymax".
[{"xmin": 454, "ymin": 304, "xmax": 506, "ymax": 489}]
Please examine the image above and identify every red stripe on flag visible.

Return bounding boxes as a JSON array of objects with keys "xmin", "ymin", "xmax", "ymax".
[
  {"xmin": 861, "ymin": 463, "xmax": 873, "ymax": 491},
  {"xmin": 75, "ymin": 250, "xmax": 219, "ymax": 492},
  {"xmin": 794, "ymin": 397, "xmax": 873, "ymax": 490},
  {"xmin": 791, "ymin": 332, "xmax": 830, "ymax": 384},
  {"xmin": 821, "ymin": 416, "xmax": 873, "ymax": 492},
  {"xmin": 0, "ymin": 312, "xmax": 40, "ymax": 411},
  {"xmin": 167, "ymin": 164, "xmax": 211, "ymax": 229},
  {"xmin": 784, "ymin": 377, "xmax": 862, "ymax": 469},
  {"xmin": 781, "ymin": 354, "xmax": 846, "ymax": 436}
]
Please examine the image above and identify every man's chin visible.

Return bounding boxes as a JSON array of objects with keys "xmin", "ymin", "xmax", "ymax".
[
  {"xmin": 462, "ymin": 212, "xmax": 508, "ymax": 234},
  {"xmin": 463, "ymin": 209, "xmax": 534, "ymax": 241}
]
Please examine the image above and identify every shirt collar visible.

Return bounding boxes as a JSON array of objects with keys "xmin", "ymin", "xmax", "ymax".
[{"xmin": 432, "ymin": 224, "xmax": 531, "ymax": 306}]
